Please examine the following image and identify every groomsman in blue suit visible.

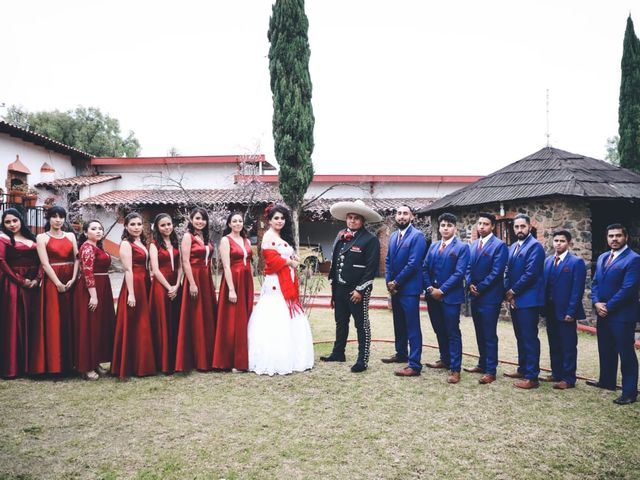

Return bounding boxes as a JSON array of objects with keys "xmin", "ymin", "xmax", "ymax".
[
  {"xmin": 504, "ymin": 213, "xmax": 545, "ymax": 389},
  {"xmin": 465, "ymin": 213, "xmax": 508, "ymax": 385},
  {"xmin": 541, "ymin": 230, "xmax": 586, "ymax": 390},
  {"xmin": 589, "ymin": 223, "xmax": 640, "ymax": 405},
  {"xmin": 383, "ymin": 205, "xmax": 428, "ymax": 376},
  {"xmin": 423, "ymin": 212, "xmax": 470, "ymax": 384}
]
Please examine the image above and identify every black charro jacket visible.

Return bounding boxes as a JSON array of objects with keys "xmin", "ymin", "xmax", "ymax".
[{"xmin": 329, "ymin": 227, "xmax": 380, "ymax": 293}]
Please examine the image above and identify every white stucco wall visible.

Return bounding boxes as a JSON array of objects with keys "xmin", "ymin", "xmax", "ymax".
[
  {"xmin": 96, "ymin": 163, "xmax": 239, "ymax": 189},
  {"xmin": 1, "ymin": 134, "xmax": 80, "ymax": 196}
]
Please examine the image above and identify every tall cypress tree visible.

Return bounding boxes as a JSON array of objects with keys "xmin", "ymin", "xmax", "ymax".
[
  {"xmin": 268, "ymin": 0, "xmax": 315, "ymax": 247},
  {"xmin": 618, "ymin": 15, "xmax": 640, "ymax": 172}
]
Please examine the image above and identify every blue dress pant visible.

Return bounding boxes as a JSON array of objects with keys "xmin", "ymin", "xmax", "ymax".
[
  {"xmin": 596, "ymin": 318, "xmax": 638, "ymax": 399},
  {"xmin": 391, "ymin": 294, "xmax": 422, "ymax": 371},
  {"xmin": 427, "ymin": 299, "xmax": 462, "ymax": 371},
  {"xmin": 470, "ymin": 302, "xmax": 501, "ymax": 375},
  {"xmin": 510, "ymin": 306, "xmax": 540, "ymax": 380},
  {"xmin": 545, "ymin": 311, "xmax": 578, "ymax": 386}
]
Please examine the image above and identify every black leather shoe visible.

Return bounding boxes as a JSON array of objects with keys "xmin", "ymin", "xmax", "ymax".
[
  {"xmin": 320, "ymin": 354, "xmax": 346, "ymax": 362},
  {"xmin": 585, "ymin": 379, "xmax": 616, "ymax": 391},
  {"xmin": 613, "ymin": 395, "xmax": 637, "ymax": 405},
  {"xmin": 381, "ymin": 355, "xmax": 407, "ymax": 364},
  {"xmin": 351, "ymin": 363, "xmax": 367, "ymax": 373}
]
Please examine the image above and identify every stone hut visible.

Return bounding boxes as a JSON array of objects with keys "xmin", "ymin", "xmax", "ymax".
[{"xmin": 418, "ymin": 146, "xmax": 640, "ymax": 323}]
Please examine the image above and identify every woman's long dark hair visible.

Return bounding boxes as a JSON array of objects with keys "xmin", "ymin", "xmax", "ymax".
[
  {"xmin": 1, "ymin": 208, "xmax": 36, "ymax": 245},
  {"xmin": 187, "ymin": 207, "xmax": 210, "ymax": 244},
  {"xmin": 121, "ymin": 212, "xmax": 147, "ymax": 244},
  {"xmin": 222, "ymin": 211, "xmax": 248, "ymax": 238},
  {"xmin": 44, "ymin": 206, "xmax": 70, "ymax": 232},
  {"xmin": 268, "ymin": 205, "xmax": 295, "ymax": 249},
  {"xmin": 78, "ymin": 219, "xmax": 105, "ymax": 250},
  {"xmin": 152, "ymin": 213, "xmax": 179, "ymax": 250}
]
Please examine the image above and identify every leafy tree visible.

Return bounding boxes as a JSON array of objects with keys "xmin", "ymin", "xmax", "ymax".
[
  {"xmin": 268, "ymin": 0, "xmax": 315, "ymax": 247},
  {"xmin": 605, "ymin": 136, "xmax": 620, "ymax": 166},
  {"xmin": 618, "ymin": 15, "xmax": 640, "ymax": 172},
  {"xmin": 4, "ymin": 105, "xmax": 140, "ymax": 157}
]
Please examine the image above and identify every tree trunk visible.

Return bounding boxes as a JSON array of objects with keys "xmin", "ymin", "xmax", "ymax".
[{"xmin": 292, "ymin": 207, "xmax": 300, "ymax": 253}]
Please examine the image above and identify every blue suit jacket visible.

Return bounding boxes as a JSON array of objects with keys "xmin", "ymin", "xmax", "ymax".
[
  {"xmin": 504, "ymin": 234, "xmax": 545, "ymax": 308},
  {"xmin": 385, "ymin": 225, "xmax": 427, "ymax": 296},
  {"xmin": 543, "ymin": 252, "xmax": 587, "ymax": 321},
  {"xmin": 591, "ymin": 247, "xmax": 640, "ymax": 323},
  {"xmin": 423, "ymin": 236, "xmax": 470, "ymax": 305},
  {"xmin": 466, "ymin": 235, "xmax": 508, "ymax": 306}
]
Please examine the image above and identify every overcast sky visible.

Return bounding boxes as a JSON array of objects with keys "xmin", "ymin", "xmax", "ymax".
[{"xmin": 2, "ymin": 1, "xmax": 637, "ymax": 175}]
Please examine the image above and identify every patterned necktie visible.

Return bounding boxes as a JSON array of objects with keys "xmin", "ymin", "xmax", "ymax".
[
  {"xmin": 438, "ymin": 241, "xmax": 446, "ymax": 255},
  {"xmin": 514, "ymin": 243, "xmax": 521, "ymax": 255},
  {"xmin": 554, "ymin": 255, "xmax": 560, "ymax": 268},
  {"xmin": 397, "ymin": 231, "xmax": 403, "ymax": 246},
  {"xmin": 605, "ymin": 252, "xmax": 614, "ymax": 267},
  {"xmin": 477, "ymin": 239, "xmax": 483, "ymax": 252}
]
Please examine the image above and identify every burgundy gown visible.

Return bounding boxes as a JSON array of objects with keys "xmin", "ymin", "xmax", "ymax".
[
  {"xmin": 175, "ymin": 235, "xmax": 217, "ymax": 372},
  {"xmin": 149, "ymin": 241, "xmax": 181, "ymax": 374},
  {"xmin": 212, "ymin": 236, "xmax": 253, "ymax": 370},
  {"xmin": 111, "ymin": 242, "xmax": 156, "ymax": 378},
  {"xmin": 0, "ymin": 236, "xmax": 41, "ymax": 378},
  {"xmin": 30, "ymin": 235, "xmax": 75, "ymax": 374},
  {"xmin": 74, "ymin": 242, "xmax": 116, "ymax": 373}
]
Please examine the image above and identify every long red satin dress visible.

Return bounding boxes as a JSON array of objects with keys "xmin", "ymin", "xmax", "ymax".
[
  {"xmin": 111, "ymin": 242, "xmax": 156, "ymax": 378},
  {"xmin": 0, "ymin": 237, "xmax": 41, "ymax": 378},
  {"xmin": 176, "ymin": 235, "xmax": 217, "ymax": 372},
  {"xmin": 30, "ymin": 235, "xmax": 75, "ymax": 374},
  {"xmin": 149, "ymin": 241, "xmax": 181, "ymax": 374},
  {"xmin": 74, "ymin": 242, "xmax": 115, "ymax": 374},
  {"xmin": 212, "ymin": 236, "xmax": 253, "ymax": 370}
]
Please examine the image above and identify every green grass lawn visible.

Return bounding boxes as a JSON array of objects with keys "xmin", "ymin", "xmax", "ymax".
[{"xmin": 1, "ymin": 308, "xmax": 639, "ymax": 479}]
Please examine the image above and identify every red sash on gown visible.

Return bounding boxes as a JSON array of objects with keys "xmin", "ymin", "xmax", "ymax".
[
  {"xmin": 74, "ymin": 243, "xmax": 116, "ymax": 373},
  {"xmin": 212, "ymin": 236, "xmax": 254, "ymax": 370},
  {"xmin": 175, "ymin": 236, "xmax": 217, "ymax": 372},
  {"xmin": 149, "ymin": 241, "xmax": 181, "ymax": 374},
  {"xmin": 0, "ymin": 237, "xmax": 41, "ymax": 378},
  {"xmin": 31, "ymin": 235, "xmax": 75, "ymax": 374},
  {"xmin": 263, "ymin": 248, "xmax": 302, "ymax": 317},
  {"xmin": 111, "ymin": 242, "xmax": 156, "ymax": 378}
]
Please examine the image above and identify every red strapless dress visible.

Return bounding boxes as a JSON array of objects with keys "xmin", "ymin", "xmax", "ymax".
[
  {"xmin": 149, "ymin": 241, "xmax": 181, "ymax": 374},
  {"xmin": 30, "ymin": 235, "xmax": 75, "ymax": 374},
  {"xmin": 111, "ymin": 242, "xmax": 156, "ymax": 378},
  {"xmin": 0, "ymin": 237, "xmax": 41, "ymax": 378},
  {"xmin": 74, "ymin": 242, "xmax": 115, "ymax": 373},
  {"xmin": 212, "ymin": 236, "xmax": 253, "ymax": 370},
  {"xmin": 176, "ymin": 237, "xmax": 217, "ymax": 372}
]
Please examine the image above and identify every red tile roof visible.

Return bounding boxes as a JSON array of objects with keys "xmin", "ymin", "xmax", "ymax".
[
  {"xmin": 35, "ymin": 174, "xmax": 122, "ymax": 189},
  {"xmin": 92, "ymin": 155, "xmax": 276, "ymax": 170},
  {"xmin": 0, "ymin": 121, "xmax": 92, "ymax": 160},
  {"xmin": 75, "ymin": 187, "xmax": 434, "ymax": 218},
  {"xmin": 236, "ymin": 174, "xmax": 483, "ymax": 183}
]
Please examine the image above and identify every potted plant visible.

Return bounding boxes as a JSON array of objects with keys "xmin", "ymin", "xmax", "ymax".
[
  {"xmin": 24, "ymin": 188, "xmax": 39, "ymax": 208},
  {"xmin": 9, "ymin": 184, "xmax": 27, "ymax": 204}
]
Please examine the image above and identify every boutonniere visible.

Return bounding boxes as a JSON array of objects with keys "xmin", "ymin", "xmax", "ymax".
[{"xmin": 339, "ymin": 230, "xmax": 354, "ymax": 242}]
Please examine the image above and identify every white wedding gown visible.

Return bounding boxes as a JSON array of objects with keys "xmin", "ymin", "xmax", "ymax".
[{"xmin": 247, "ymin": 241, "xmax": 315, "ymax": 375}]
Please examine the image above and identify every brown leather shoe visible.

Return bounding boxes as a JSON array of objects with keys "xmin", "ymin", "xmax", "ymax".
[
  {"xmin": 503, "ymin": 371, "xmax": 525, "ymax": 379},
  {"xmin": 463, "ymin": 366, "xmax": 484, "ymax": 374},
  {"xmin": 479, "ymin": 374, "xmax": 496, "ymax": 384},
  {"xmin": 394, "ymin": 366, "xmax": 421, "ymax": 377},
  {"xmin": 382, "ymin": 355, "xmax": 408, "ymax": 364},
  {"xmin": 539, "ymin": 375, "xmax": 558, "ymax": 383},
  {"xmin": 553, "ymin": 381, "xmax": 575, "ymax": 390},
  {"xmin": 447, "ymin": 371, "xmax": 461, "ymax": 384},
  {"xmin": 513, "ymin": 379, "xmax": 539, "ymax": 389},
  {"xmin": 425, "ymin": 360, "xmax": 448, "ymax": 369}
]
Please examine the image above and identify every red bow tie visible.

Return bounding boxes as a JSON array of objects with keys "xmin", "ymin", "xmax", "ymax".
[{"xmin": 339, "ymin": 230, "xmax": 354, "ymax": 242}]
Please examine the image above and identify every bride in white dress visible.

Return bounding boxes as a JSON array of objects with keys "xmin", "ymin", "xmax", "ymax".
[{"xmin": 247, "ymin": 205, "xmax": 314, "ymax": 375}]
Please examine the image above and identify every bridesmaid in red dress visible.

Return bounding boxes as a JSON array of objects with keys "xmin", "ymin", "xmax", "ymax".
[
  {"xmin": 149, "ymin": 213, "xmax": 183, "ymax": 374},
  {"xmin": 0, "ymin": 208, "xmax": 41, "ymax": 378},
  {"xmin": 176, "ymin": 207, "xmax": 217, "ymax": 372},
  {"xmin": 111, "ymin": 212, "xmax": 156, "ymax": 378},
  {"xmin": 74, "ymin": 220, "xmax": 116, "ymax": 380},
  {"xmin": 212, "ymin": 212, "xmax": 254, "ymax": 371},
  {"xmin": 32, "ymin": 206, "xmax": 79, "ymax": 375}
]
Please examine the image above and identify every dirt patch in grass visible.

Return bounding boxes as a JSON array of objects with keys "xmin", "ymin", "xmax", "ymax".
[{"xmin": 1, "ymin": 309, "xmax": 638, "ymax": 479}]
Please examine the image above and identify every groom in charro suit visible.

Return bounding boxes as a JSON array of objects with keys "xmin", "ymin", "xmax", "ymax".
[
  {"xmin": 321, "ymin": 200, "xmax": 381, "ymax": 373},
  {"xmin": 382, "ymin": 205, "xmax": 427, "ymax": 377}
]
